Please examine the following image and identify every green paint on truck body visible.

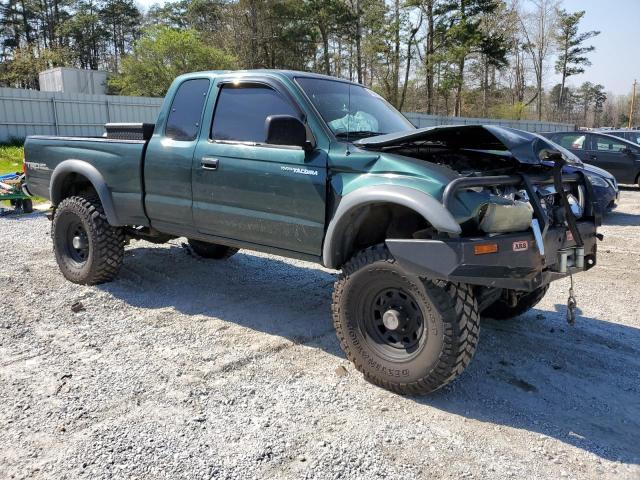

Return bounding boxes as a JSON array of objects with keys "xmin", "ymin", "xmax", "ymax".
[{"xmin": 24, "ymin": 69, "xmax": 532, "ymax": 266}]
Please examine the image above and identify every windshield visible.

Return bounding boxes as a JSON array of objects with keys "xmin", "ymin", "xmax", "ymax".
[{"xmin": 295, "ymin": 77, "xmax": 414, "ymax": 139}]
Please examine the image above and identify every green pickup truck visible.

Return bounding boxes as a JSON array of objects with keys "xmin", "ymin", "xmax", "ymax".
[{"xmin": 24, "ymin": 70, "xmax": 600, "ymax": 395}]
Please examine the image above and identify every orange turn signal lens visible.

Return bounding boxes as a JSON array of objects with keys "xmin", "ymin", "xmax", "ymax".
[{"xmin": 474, "ymin": 243, "xmax": 498, "ymax": 255}]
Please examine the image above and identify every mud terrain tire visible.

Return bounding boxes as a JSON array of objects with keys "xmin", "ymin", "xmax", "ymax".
[
  {"xmin": 332, "ymin": 244, "xmax": 480, "ymax": 395},
  {"xmin": 52, "ymin": 196, "xmax": 124, "ymax": 285}
]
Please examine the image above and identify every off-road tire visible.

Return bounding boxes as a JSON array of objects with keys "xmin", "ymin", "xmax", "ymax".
[
  {"xmin": 332, "ymin": 244, "xmax": 480, "ymax": 395},
  {"xmin": 52, "ymin": 195, "xmax": 124, "ymax": 285},
  {"xmin": 187, "ymin": 239, "xmax": 238, "ymax": 260},
  {"xmin": 482, "ymin": 285, "xmax": 549, "ymax": 321}
]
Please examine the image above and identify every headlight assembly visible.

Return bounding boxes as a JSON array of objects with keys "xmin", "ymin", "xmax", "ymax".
[{"xmin": 586, "ymin": 173, "xmax": 609, "ymax": 188}]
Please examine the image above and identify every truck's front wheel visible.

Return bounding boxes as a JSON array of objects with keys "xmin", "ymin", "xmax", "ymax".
[
  {"xmin": 332, "ymin": 245, "xmax": 480, "ymax": 395},
  {"xmin": 52, "ymin": 196, "xmax": 124, "ymax": 285}
]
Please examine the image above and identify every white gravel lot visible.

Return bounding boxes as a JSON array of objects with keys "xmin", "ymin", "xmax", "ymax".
[{"xmin": 1, "ymin": 190, "xmax": 639, "ymax": 480}]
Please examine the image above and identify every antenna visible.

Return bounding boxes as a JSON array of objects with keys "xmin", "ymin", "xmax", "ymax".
[
  {"xmin": 629, "ymin": 80, "xmax": 637, "ymax": 129},
  {"xmin": 347, "ymin": 85, "xmax": 351, "ymax": 143}
]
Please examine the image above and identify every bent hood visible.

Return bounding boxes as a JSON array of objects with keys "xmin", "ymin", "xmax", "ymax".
[{"xmin": 354, "ymin": 124, "xmax": 583, "ymax": 167}]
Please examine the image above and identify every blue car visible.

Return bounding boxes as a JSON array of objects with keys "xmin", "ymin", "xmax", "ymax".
[
  {"xmin": 565, "ymin": 162, "xmax": 619, "ymax": 215},
  {"xmin": 541, "ymin": 133, "xmax": 619, "ymax": 216}
]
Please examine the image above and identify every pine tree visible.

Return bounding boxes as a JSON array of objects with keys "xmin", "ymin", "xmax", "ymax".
[{"xmin": 555, "ymin": 9, "xmax": 599, "ymax": 115}]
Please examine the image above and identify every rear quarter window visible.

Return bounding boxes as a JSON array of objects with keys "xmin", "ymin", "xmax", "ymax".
[{"xmin": 165, "ymin": 78, "xmax": 211, "ymax": 141}]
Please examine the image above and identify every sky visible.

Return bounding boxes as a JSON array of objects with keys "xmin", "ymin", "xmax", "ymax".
[
  {"xmin": 134, "ymin": 0, "xmax": 638, "ymax": 96},
  {"xmin": 556, "ymin": 0, "xmax": 638, "ymax": 95}
]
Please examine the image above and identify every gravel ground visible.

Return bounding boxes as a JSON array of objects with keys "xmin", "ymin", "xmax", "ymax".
[{"xmin": 1, "ymin": 191, "xmax": 639, "ymax": 480}]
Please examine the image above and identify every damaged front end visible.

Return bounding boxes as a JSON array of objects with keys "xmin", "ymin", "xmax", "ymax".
[{"xmin": 354, "ymin": 125, "xmax": 601, "ymax": 292}]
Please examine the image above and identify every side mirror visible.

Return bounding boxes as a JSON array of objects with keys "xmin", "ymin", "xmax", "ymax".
[{"xmin": 265, "ymin": 115, "xmax": 314, "ymax": 151}]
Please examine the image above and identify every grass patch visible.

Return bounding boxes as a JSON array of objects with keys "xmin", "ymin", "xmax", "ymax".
[
  {"xmin": 0, "ymin": 144, "xmax": 46, "ymax": 207},
  {"xmin": 0, "ymin": 145, "xmax": 24, "ymax": 174}
]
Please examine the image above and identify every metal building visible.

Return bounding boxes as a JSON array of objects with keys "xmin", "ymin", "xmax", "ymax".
[{"xmin": 39, "ymin": 68, "xmax": 108, "ymax": 95}]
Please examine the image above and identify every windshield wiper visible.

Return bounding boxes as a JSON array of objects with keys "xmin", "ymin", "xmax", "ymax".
[{"xmin": 335, "ymin": 131, "xmax": 387, "ymax": 140}]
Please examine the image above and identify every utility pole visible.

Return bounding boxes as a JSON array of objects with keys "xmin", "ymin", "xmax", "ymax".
[{"xmin": 629, "ymin": 80, "xmax": 637, "ymax": 129}]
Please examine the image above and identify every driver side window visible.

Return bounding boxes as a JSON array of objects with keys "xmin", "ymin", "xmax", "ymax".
[{"xmin": 211, "ymin": 84, "xmax": 298, "ymax": 143}]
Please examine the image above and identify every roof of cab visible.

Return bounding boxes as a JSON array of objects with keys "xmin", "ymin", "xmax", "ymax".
[{"xmin": 174, "ymin": 69, "xmax": 363, "ymax": 86}]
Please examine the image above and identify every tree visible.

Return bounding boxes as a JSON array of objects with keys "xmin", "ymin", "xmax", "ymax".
[
  {"xmin": 575, "ymin": 81, "xmax": 605, "ymax": 127},
  {"xmin": 101, "ymin": 0, "xmax": 141, "ymax": 71},
  {"xmin": 304, "ymin": 0, "xmax": 353, "ymax": 76},
  {"xmin": 554, "ymin": 9, "xmax": 599, "ymax": 114},
  {"xmin": 591, "ymin": 83, "xmax": 606, "ymax": 127},
  {"xmin": 57, "ymin": 0, "xmax": 106, "ymax": 69},
  {"xmin": 0, "ymin": 0, "xmax": 620, "ymax": 124},
  {"xmin": 520, "ymin": 0, "xmax": 558, "ymax": 120},
  {"xmin": 108, "ymin": 26, "xmax": 237, "ymax": 96},
  {"xmin": 146, "ymin": 0, "xmax": 224, "ymax": 34},
  {"xmin": 346, "ymin": 0, "xmax": 364, "ymax": 83},
  {"xmin": 422, "ymin": 0, "xmax": 437, "ymax": 113},
  {"xmin": 0, "ymin": 45, "xmax": 70, "ymax": 88},
  {"xmin": 436, "ymin": 0, "xmax": 508, "ymax": 116}
]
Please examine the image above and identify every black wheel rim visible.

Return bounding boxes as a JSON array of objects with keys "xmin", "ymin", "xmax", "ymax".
[
  {"xmin": 64, "ymin": 219, "xmax": 90, "ymax": 264},
  {"xmin": 361, "ymin": 287, "xmax": 426, "ymax": 360}
]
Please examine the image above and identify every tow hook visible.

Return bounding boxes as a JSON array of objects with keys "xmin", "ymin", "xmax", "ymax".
[{"xmin": 566, "ymin": 273, "xmax": 577, "ymax": 326}]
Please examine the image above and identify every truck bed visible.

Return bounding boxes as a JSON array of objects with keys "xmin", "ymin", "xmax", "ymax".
[{"xmin": 24, "ymin": 135, "xmax": 149, "ymax": 226}]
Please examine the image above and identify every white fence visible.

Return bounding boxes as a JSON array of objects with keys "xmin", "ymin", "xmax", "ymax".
[
  {"xmin": 0, "ymin": 87, "xmax": 163, "ymax": 142},
  {"xmin": 0, "ymin": 87, "xmax": 575, "ymax": 143},
  {"xmin": 404, "ymin": 113, "xmax": 575, "ymax": 133}
]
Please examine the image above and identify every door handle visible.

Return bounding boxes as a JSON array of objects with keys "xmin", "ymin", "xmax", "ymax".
[
  {"xmin": 590, "ymin": 155, "xmax": 598, "ymax": 161},
  {"xmin": 201, "ymin": 156, "xmax": 219, "ymax": 170}
]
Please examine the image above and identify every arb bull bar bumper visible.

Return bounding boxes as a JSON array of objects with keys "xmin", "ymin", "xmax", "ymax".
[{"xmin": 386, "ymin": 170, "xmax": 600, "ymax": 292}]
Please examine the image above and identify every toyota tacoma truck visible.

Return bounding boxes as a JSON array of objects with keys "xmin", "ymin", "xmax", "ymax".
[{"xmin": 24, "ymin": 70, "xmax": 600, "ymax": 395}]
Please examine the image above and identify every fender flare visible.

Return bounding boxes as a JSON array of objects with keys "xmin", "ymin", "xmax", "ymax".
[
  {"xmin": 322, "ymin": 185, "xmax": 462, "ymax": 269},
  {"xmin": 50, "ymin": 159, "xmax": 120, "ymax": 226}
]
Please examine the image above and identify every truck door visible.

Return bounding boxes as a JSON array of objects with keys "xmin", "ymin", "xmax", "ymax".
[
  {"xmin": 192, "ymin": 79, "xmax": 327, "ymax": 256},
  {"xmin": 144, "ymin": 78, "xmax": 211, "ymax": 231}
]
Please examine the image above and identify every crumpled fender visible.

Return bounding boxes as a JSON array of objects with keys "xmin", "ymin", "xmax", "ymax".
[{"xmin": 322, "ymin": 185, "xmax": 461, "ymax": 269}]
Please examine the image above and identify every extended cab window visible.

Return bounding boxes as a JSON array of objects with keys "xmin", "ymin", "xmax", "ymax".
[
  {"xmin": 165, "ymin": 79, "xmax": 210, "ymax": 141},
  {"xmin": 211, "ymin": 84, "xmax": 298, "ymax": 143}
]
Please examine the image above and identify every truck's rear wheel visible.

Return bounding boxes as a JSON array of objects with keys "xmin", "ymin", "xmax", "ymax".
[
  {"xmin": 482, "ymin": 285, "xmax": 549, "ymax": 320},
  {"xmin": 332, "ymin": 244, "xmax": 480, "ymax": 395},
  {"xmin": 52, "ymin": 196, "xmax": 124, "ymax": 285}
]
